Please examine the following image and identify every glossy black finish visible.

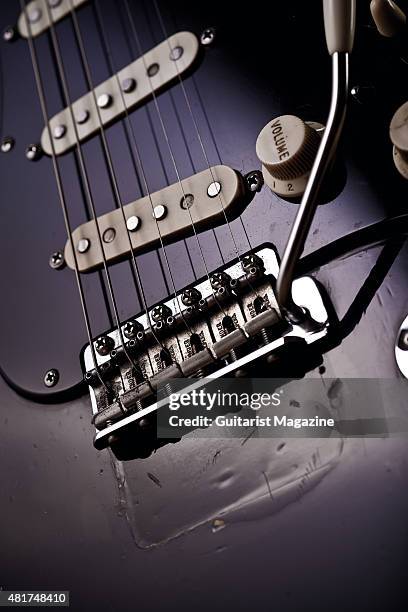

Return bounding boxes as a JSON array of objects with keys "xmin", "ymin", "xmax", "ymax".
[{"xmin": 0, "ymin": 1, "xmax": 407, "ymax": 610}]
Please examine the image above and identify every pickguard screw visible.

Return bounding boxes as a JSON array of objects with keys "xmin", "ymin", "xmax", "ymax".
[
  {"xmin": 1, "ymin": 136, "xmax": 14, "ymax": 153},
  {"xmin": 200, "ymin": 27, "xmax": 216, "ymax": 46},
  {"xmin": 3, "ymin": 25, "xmax": 18, "ymax": 42},
  {"xmin": 245, "ymin": 170, "xmax": 264, "ymax": 193},
  {"xmin": 25, "ymin": 143, "xmax": 42, "ymax": 161},
  {"xmin": 49, "ymin": 250, "xmax": 65, "ymax": 270},
  {"xmin": 44, "ymin": 368, "xmax": 59, "ymax": 387},
  {"xmin": 398, "ymin": 330, "xmax": 408, "ymax": 351}
]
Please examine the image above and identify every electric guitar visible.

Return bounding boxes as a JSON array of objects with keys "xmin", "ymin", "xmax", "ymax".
[{"xmin": 0, "ymin": 1, "xmax": 407, "ymax": 610}]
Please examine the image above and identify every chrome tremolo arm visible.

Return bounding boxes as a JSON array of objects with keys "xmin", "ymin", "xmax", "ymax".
[{"xmin": 276, "ymin": 0, "xmax": 356, "ymax": 326}]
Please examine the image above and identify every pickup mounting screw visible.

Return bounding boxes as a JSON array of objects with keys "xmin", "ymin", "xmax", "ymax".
[
  {"xmin": 152, "ymin": 204, "xmax": 167, "ymax": 220},
  {"xmin": 245, "ymin": 170, "xmax": 264, "ymax": 193},
  {"xmin": 95, "ymin": 335, "xmax": 115, "ymax": 356},
  {"xmin": 207, "ymin": 181, "xmax": 221, "ymax": 197},
  {"xmin": 200, "ymin": 27, "xmax": 216, "ymax": 46},
  {"xmin": 26, "ymin": 144, "xmax": 42, "ymax": 161},
  {"xmin": 77, "ymin": 238, "xmax": 90, "ymax": 253},
  {"xmin": 44, "ymin": 368, "xmax": 59, "ymax": 388},
  {"xmin": 3, "ymin": 26, "xmax": 18, "ymax": 42},
  {"xmin": 97, "ymin": 93, "xmax": 112, "ymax": 109},
  {"xmin": 49, "ymin": 250, "xmax": 65, "ymax": 270},
  {"xmin": 1, "ymin": 137, "xmax": 14, "ymax": 153}
]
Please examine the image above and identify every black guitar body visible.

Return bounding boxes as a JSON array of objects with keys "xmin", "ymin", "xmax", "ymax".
[{"xmin": 1, "ymin": 1, "xmax": 407, "ymax": 610}]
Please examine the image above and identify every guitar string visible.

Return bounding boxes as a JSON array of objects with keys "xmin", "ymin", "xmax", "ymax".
[
  {"xmin": 91, "ymin": 0, "xmax": 194, "ymax": 339},
  {"xmin": 19, "ymin": 0, "xmax": 108, "ymax": 392},
  {"xmin": 152, "ymin": 0, "xmax": 263, "ymax": 306},
  {"xmin": 140, "ymin": 1, "xmax": 225, "ymax": 267},
  {"xmin": 122, "ymin": 0, "xmax": 229, "ymax": 321},
  {"xmin": 66, "ymin": 0, "xmax": 192, "ymax": 360},
  {"xmin": 44, "ymin": 0, "xmax": 137, "ymax": 386},
  {"xmin": 91, "ymin": 2, "xmax": 198, "ymax": 288}
]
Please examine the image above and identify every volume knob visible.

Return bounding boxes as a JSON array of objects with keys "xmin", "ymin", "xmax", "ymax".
[
  {"xmin": 256, "ymin": 114, "xmax": 323, "ymax": 198},
  {"xmin": 390, "ymin": 101, "xmax": 408, "ymax": 179}
]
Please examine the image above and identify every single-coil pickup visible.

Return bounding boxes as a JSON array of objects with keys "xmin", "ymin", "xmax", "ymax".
[{"xmin": 41, "ymin": 31, "xmax": 200, "ymax": 156}]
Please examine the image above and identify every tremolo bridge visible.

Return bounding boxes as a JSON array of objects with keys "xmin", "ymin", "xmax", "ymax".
[{"xmin": 83, "ymin": 246, "xmax": 331, "ymax": 450}]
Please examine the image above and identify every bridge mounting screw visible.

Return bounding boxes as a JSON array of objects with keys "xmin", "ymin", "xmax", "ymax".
[
  {"xmin": 49, "ymin": 250, "xmax": 65, "ymax": 270},
  {"xmin": 25, "ymin": 143, "xmax": 42, "ymax": 161},
  {"xmin": 95, "ymin": 335, "xmax": 115, "ymax": 356},
  {"xmin": 3, "ymin": 25, "xmax": 18, "ymax": 42},
  {"xmin": 200, "ymin": 27, "xmax": 216, "ymax": 46},
  {"xmin": 151, "ymin": 304, "xmax": 172, "ymax": 322},
  {"xmin": 44, "ymin": 368, "xmax": 59, "ymax": 388},
  {"xmin": 123, "ymin": 319, "xmax": 144, "ymax": 339},
  {"xmin": 210, "ymin": 271, "xmax": 230, "ymax": 290},
  {"xmin": 1, "ymin": 136, "xmax": 14, "ymax": 153},
  {"xmin": 181, "ymin": 287, "xmax": 202, "ymax": 306}
]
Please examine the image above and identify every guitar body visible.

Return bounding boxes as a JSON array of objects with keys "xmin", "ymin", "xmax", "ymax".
[{"xmin": 0, "ymin": 1, "xmax": 407, "ymax": 610}]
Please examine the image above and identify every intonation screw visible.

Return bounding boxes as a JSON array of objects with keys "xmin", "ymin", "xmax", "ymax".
[
  {"xmin": 3, "ymin": 26, "xmax": 18, "ymax": 42},
  {"xmin": 200, "ymin": 27, "xmax": 216, "ymax": 46},
  {"xmin": 44, "ymin": 368, "xmax": 59, "ymax": 387},
  {"xmin": 49, "ymin": 250, "xmax": 65, "ymax": 270},
  {"xmin": 26, "ymin": 144, "xmax": 42, "ymax": 161}
]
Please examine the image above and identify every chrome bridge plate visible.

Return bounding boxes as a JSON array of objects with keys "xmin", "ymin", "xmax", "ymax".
[{"xmin": 82, "ymin": 246, "xmax": 331, "ymax": 450}]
